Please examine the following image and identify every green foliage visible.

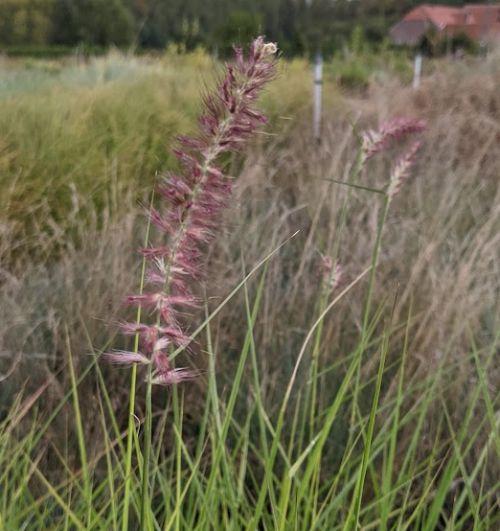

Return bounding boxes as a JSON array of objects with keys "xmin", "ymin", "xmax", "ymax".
[
  {"xmin": 51, "ymin": 0, "xmax": 135, "ymax": 46},
  {"xmin": 0, "ymin": 53, "xmax": 311, "ymax": 259},
  {"xmin": 325, "ymin": 46, "xmax": 412, "ymax": 91},
  {"xmin": 350, "ymin": 25, "xmax": 368, "ymax": 56},
  {"xmin": 0, "ymin": 0, "xmax": 491, "ymax": 56},
  {"xmin": 0, "ymin": 252, "xmax": 497, "ymax": 529},
  {"xmin": 214, "ymin": 10, "xmax": 262, "ymax": 57},
  {"xmin": 0, "ymin": 44, "xmax": 80, "ymax": 57},
  {"xmin": 437, "ymin": 32, "xmax": 480, "ymax": 56},
  {"xmin": 334, "ymin": 59, "xmax": 371, "ymax": 91},
  {"xmin": 0, "ymin": 0, "xmax": 53, "ymax": 45},
  {"xmin": 418, "ymin": 27, "xmax": 481, "ymax": 57}
]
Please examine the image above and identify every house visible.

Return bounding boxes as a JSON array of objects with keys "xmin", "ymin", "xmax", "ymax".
[{"xmin": 390, "ymin": 4, "xmax": 500, "ymax": 46}]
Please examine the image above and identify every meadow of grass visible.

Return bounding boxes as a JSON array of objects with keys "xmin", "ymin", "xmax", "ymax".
[{"xmin": 0, "ymin": 48, "xmax": 498, "ymax": 529}]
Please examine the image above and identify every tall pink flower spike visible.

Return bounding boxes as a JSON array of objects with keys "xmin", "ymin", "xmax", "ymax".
[{"xmin": 105, "ymin": 37, "xmax": 278, "ymax": 385}]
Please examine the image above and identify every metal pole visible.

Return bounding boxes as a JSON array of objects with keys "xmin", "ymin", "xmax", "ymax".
[
  {"xmin": 313, "ymin": 51, "xmax": 323, "ymax": 142},
  {"xmin": 413, "ymin": 53, "xmax": 422, "ymax": 89}
]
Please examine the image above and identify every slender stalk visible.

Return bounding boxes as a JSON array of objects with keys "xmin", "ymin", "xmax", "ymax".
[
  {"xmin": 65, "ymin": 328, "xmax": 92, "ymax": 525},
  {"xmin": 140, "ymin": 364, "xmax": 153, "ymax": 530},
  {"xmin": 97, "ymin": 396, "xmax": 118, "ymax": 530},
  {"xmin": 308, "ymin": 146, "xmax": 364, "ymax": 438},
  {"xmin": 348, "ymin": 194, "xmax": 390, "ymax": 448},
  {"xmin": 379, "ymin": 302, "xmax": 412, "ymax": 530},
  {"xmin": 173, "ymin": 387, "xmax": 183, "ymax": 531},
  {"xmin": 122, "ymin": 193, "xmax": 154, "ymax": 531},
  {"xmin": 346, "ymin": 326, "xmax": 390, "ymax": 529},
  {"xmin": 308, "ymin": 291, "xmax": 328, "ymax": 434},
  {"xmin": 362, "ymin": 194, "xmax": 390, "ymax": 333}
]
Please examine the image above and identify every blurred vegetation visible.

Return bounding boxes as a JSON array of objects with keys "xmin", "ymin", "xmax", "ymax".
[
  {"xmin": 0, "ymin": 29, "xmax": 498, "ymax": 526},
  {"xmin": 0, "ymin": 49, "xmax": 498, "ymax": 529},
  {"xmin": 0, "ymin": 51, "xmax": 316, "ymax": 261},
  {"xmin": 0, "ymin": 0, "xmax": 491, "ymax": 58}
]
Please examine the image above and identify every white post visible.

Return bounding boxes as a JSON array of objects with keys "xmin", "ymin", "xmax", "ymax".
[
  {"xmin": 413, "ymin": 53, "xmax": 422, "ymax": 89},
  {"xmin": 313, "ymin": 51, "xmax": 323, "ymax": 142}
]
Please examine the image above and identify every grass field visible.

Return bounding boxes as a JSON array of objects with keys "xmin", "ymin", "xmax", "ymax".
[{"xmin": 0, "ymin": 48, "xmax": 499, "ymax": 529}]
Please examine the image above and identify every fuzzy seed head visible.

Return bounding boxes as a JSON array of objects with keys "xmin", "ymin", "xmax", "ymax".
[
  {"xmin": 387, "ymin": 141, "xmax": 422, "ymax": 200},
  {"xmin": 109, "ymin": 37, "xmax": 278, "ymax": 386},
  {"xmin": 361, "ymin": 118, "xmax": 426, "ymax": 163},
  {"xmin": 262, "ymin": 42, "xmax": 278, "ymax": 56}
]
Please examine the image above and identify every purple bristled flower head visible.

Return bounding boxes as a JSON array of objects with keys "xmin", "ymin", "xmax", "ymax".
[
  {"xmin": 108, "ymin": 37, "xmax": 278, "ymax": 386},
  {"xmin": 361, "ymin": 118, "xmax": 426, "ymax": 163},
  {"xmin": 387, "ymin": 141, "xmax": 422, "ymax": 201}
]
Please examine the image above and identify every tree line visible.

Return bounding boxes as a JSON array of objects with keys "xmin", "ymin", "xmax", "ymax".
[{"xmin": 0, "ymin": 0, "xmax": 488, "ymax": 56}]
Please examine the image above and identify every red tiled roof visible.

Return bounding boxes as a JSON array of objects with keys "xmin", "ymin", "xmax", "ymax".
[
  {"xmin": 464, "ymin": 4, "xmax": 500, "ymax": 25},
  {"xmin": 404, "ymin": 5, "xmax": 465, "ymax": 28},
  {"xmin": 394, "ymin": 3, "xmax": 500, "ymax": 43}
]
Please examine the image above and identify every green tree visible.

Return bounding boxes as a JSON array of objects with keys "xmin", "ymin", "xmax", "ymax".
[
  {"xmin": 214, "ymin": 10, "xmax": 262, "ymax": 56},
  {"xmin": 2, "ymin": 0, "xmax": 490, "ymax": 55},
  {"xmin": 51, "ymin": 0, "xmax": 134, "ymax": 47},
  {"xmin": 0, "ymin": 0, "xmax": 53, "ymax": 45}
]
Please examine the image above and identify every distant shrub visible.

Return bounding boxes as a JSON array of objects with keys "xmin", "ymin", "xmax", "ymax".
[
  {"xmin": 419, "ymin": 29, "xmax": 480, "ymax": 57},
  {"xmin": 349, "ymin": 25, "xmax": 367, "ymax": 56},
  {"xmin": 326, "ymin": 46, "xmax": 412, "ymax": 91},
  {"xmin": 334, "ymin": 58, "xmax": 370, "ymax": 90},
  {"xmin": 448, "ymin": 32, "xmax": 480, "ymax": 55}
]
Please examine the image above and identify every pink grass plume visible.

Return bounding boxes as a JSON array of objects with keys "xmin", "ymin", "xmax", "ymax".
[
  {"xmin": 104, "ymin": 350, "xmax": 151, "ymax": 366},
  {"xmin": 361, "ymin": 117, "xmax": 426, "ymax": 163},
  {"xmin": 149, "ymin": 368, "xmax": 199, "ymax": 386},
  {"xmin": 109, "ymin": 37, "xmax": 278, "ymax": 385},
  {"xmin": 360, "ymin": 116, "xmax": 426, "ymax": 201},
  {"xmin": 387, "ymin": 141, "xmax": 423, "ymax": 201}
]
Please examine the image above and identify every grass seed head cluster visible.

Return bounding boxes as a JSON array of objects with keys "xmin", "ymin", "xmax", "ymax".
[{"xmin": 105, "ymin": 37, "xmax": 277, "ymax": 386}]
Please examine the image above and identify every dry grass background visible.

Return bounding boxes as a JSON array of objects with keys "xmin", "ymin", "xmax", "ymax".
[{"xmin": 0, "ymin": 51, "xmax": 498, "ymax": 491}]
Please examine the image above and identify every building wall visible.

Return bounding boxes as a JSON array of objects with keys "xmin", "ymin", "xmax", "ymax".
[{"xmin": 389, "ymin": 20, "xmax": 429, "ymax": 46}]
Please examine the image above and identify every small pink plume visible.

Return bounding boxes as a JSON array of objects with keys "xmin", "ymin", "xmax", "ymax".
[
  {"xmin": 361, "ymin": 118, "xmax": 426, "ymax": 162},
  {"xmin": 103, "ymin": 351, "xmax": 151, "ymax": 366},
  {"xmin": 150, "ymin": 368, "xmax": 199, "ymax": 386},
  {"xmin": 387, "ymin": 141, "xmax": 423, "ymax": 200}
]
